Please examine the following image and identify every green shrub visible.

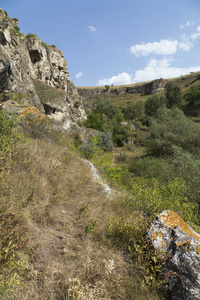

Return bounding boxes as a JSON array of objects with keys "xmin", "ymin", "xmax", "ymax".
[
  {"xmin": 123, "ymin": 101, "xmax": 145, "ymax": 120},
  {"xmin": 0, "ymin": 110, "xmax": 18, "ymax": 153},
  {"xmin": 13, "ymin": 25, "xmax": 23, "ymax": 37},
  {"xmin": 41, "ymin": 41, "xmax": 48, "ymax": 48},
  {"xmin": 145, "ymin": 94, "xmax": 166, "ymax": 117},
  {"xmin": 19, "ymin": 107, "xmax": 50, "ymax": 139},
  {"xmin": 84, "ymin": 112, "xmax": 103, "ymax": 131},
  {"xmin": 186, "ymin": 86, "xmax": 200, "ymax": 103},
  {"xmin": 94, "ymin": 99, "xmax": 120, "ymax": 120},
  {"xmin": 79, "ymin": 136, "xmax": 103, "ymax": 159},
  {"xmin": 112, "ymin": 122, "xmax": 128, "ymax": 146},
  {"xmin": 117, "ymin": 151, "xmax": 127, "ymax": 162},
  {"xmin": 165, "ymin": 83, "xmax": 184, "ymax": 109},
  {"xmin": 26, "ymin": 33, "xmax": 38, "ymax": 38},
  {"xmin": 147, "ymin": 107, "xmax": 200, "ymax": 156},
  {"xmin": 128, "ymin": 156, "xmax": 170, "ymax": 181},
  {"xmin": 126, "ymin": 177, "xmax": 198, "ymax": 223},
  {"xmin": 97, "ymin": 131, "xmax": 114, "ymax": 151},
  {"xmin": 14, "ymin": 25, "xmax": 20, "ymax": 32},
  {"xmin": 104, "ymin": 165, "xmax": 129, "ymax": 185}
]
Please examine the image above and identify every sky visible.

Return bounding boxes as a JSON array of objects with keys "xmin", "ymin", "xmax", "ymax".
[{"xmin": 1, "ymin": 0, "xmax": 200, "ymax": 87}]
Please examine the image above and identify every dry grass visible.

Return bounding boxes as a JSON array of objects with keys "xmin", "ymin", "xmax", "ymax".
[
  {"xmin": 0, "ymin": 135, "xmax": 168, "ymax": 300},
  {"xmin": 78, "ymin": 71, "xmax": 200, "ymax": 90}
]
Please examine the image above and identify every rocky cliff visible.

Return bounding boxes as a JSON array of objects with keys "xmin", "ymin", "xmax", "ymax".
[
  {"xmin": 78, "ymin": 78, "xmax": 167, "ymax": 101},
  {"xmin": 0, "ymin": 8, "xmax": 86, "ymax": 131}
]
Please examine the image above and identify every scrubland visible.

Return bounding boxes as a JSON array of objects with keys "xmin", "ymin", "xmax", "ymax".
[{"xmin": 1, "ymin": 72, "xmax": 200, "ymax": 299}]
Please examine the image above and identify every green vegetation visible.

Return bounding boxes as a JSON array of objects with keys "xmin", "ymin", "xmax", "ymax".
[
  {"xmin": 26, "ymin": 33, "xmax": 38, "ymax": 38},
  {"xmin": 41, "ymin": 41, "xmax": 48, "ymax": 48},
  {"xmin": 1, "ymin": 71, "xmax": 200, "ymax": 299},
  {"xmin": 13, "ymin": 25, "xmax": 23, "ymax": 37},
  {"xmin": 33, "ymin": 79, "xmax": 66, "ymax": 104},
  {"xmin": 165, "ymin": 82, "xmax": 184, "ymax": 108}
]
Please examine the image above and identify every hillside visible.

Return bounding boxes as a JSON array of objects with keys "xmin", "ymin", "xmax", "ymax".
[
  {"xmin": 1, "ymin": 8, "xmax": 200, "ymax": 300},
  {"xmin": 78, "ymin": 71, "xmax": 200, "ymax": 115}
]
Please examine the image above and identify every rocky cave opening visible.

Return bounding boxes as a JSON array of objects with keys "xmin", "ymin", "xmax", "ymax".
[
  {"xmin": 0, "ymin": 31, "xmax": 7, "ymax": 45},
  {"xmin": 43, "ymin": 103, "xmax": 56, "ymax": 115},
  {"xmin": 29, "ymin": 50, "xmax": 42, "ymax": 64}
]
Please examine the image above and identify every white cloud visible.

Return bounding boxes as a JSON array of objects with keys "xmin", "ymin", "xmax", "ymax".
[
  {"xmin": 178, "ymin": 41, "xmax": 193, "ymax": 51},
  {"xmin": 180, "ymin": 21, "xmax": 194, "ymax": 29},
  {"xmin": 97, "ymin": 72, "xmax": 132, "ymax": 86},
  {"xmin": 178, "ymin": 34, "xmax": 193, "ymax": 51},
  {"xmin": 97, "ymin": 58, "xmax": 200, "ymax": 87},
  {"xmin": 191, "ymin": 26, "xmax": 200, "ymax": 40},
  {"xmin": 88, "ymin": 25, "xmax": 96, "ymax": 32},
  {"xmin": 133, "ymin": 58, "xmax": 200, "ymax": 83},
  {"xmin": 130, "ymin": 39, "xmax": 178, "ymax": 57},
  {"xmin": 75, "ymin": 71, "xmax": 83, "ymax": 79}
]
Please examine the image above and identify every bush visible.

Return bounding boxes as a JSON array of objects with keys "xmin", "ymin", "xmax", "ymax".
[
  {"xmin": 0, "ymin": 110, "xmax": 18, "ymax": 153},
  {"xmin": 186, "ymin": 86, "xmax": 200, "ymax": 103},
  {"xmin": 117, "ymin": 151, "xmax": 127, "ymax": 162},
  {"xmin": 79, "ymin": 136, "xmax": 103, "ymax": 159},
  {"xmin": 123, "ymin": 102, "xmax": 145, "ymax": 120},
  {"xmin": 126, "ymin": 177, "xmax": 198, "ymax": 223},
  {"xmin": 84, "ymin": 112, "xmax": 103, "ymax": 131},
  {"xmin": 145, "ymin": 95, "xmax": 166, "ymax": 117},
  {"xmin": 19, "ymin": 107, "xmax": 50, "ymax": 139},
  {"xmin": 97, "ymin": 131, "xmax": 114, "ymax": 151},
  {"xmin": 94, "ymin": 99, "xmax": 119, "ymax": 120},
  {"xmin": 112, "ymin": 122, "xmax": 128, "ymax": 147},
  {"xmin": 14, "ymin": 25, "xmax": 20, "ymax": 32},
  {"xmin": 165, "ymin": 83, "xmax": 184, "ymax": 109},
  {"xmin": 147, "ymin": 107, "xmax": 200, "ymax": 156},
  {"xmin": 26, "ymin": 33, "xmax": 38, "ymax": 38},
  {"xmin": 128, "ymin": 156, "xmax": 170, "ymax": 181}
]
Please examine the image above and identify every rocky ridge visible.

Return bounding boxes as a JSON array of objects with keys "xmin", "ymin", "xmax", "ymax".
[
  {"xmin": 0, "ymin": 8, "xmax": 86, "ymax": 131},
  {"xmin": 78, "ymin": 78, "xmax": 167, "ymax": 101}
]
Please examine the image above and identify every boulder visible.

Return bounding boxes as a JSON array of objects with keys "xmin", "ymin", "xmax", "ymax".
[{"xmin": 148, "ymin": 210, "xmax": 200, "ymax": 300}]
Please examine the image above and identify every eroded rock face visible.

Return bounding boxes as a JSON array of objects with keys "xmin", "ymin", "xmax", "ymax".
[
  {"xmin": 0, "ymin": 50, "xmax": 12, "ymax": 91},
  {"xmin": 148, "ymin": 210, "xmax": 200, "ymax": 300},
  {"xmin": 0, "ymin": 8, "xmax": 86, "ymax": 131},
  {"xmin": 78, "ymin": 78, "xmax": 167, "ymax": 100}
]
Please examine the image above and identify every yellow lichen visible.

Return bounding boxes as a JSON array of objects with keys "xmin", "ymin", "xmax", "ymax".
[
  {"xmin": 151, "ymin": 230, "xmax": 162, "ymax": 241},
  {"xmin": 19, "ymin": 107, "xmax": 45, "ymax": 118},
  {"xmin": 176, "ymin": 241, "xmax": 190, "ymax": 252},
  {"xmin": 196, "ymin": 246, "xmax": 200, "ymax": 254},
  {"xmin": 160, "ymin": 210, "xmax": 200, "ymax": 240}
]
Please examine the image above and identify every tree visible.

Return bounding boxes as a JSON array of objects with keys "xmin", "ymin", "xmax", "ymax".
[
  {"xmin": 145, "ymin": 95, "xmax": 162, "ymax": 116},
  {"xmin": 94, "ymin": 99, "xmax": 119, "ymax": 120},
  {"xmin": 165, "ymin": 83, "xmax": 184, "ymax": 109},
  {"xmin": 84, "ymin": 112, "xmax": 103, "ymax": 131},
  {"xmin": 123, "ymin": 102, "xmax": 144, "ymax": 120}
]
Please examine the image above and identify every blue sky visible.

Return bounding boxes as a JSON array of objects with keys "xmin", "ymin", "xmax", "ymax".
[{"xmin": 1, "ymin": 0, "xmax": 200, "ymax": 86}]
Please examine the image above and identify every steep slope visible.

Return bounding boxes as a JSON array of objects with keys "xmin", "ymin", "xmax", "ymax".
[{"xmin": 0, "ymin": 8, "xmax": 86, "ymax": 131}]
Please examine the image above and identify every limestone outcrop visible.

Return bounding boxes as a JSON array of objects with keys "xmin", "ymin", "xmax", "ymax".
[
  {"xmin": 148, "ymin": 210, "xmax": 200, "ymax": 300},
  {"xmin": 0, "ymin": 8, "xmax": 86, "ymax": 131},
  {"xmin": 78, "ymin": 78, "xmax": 167, "ymax": 101}
]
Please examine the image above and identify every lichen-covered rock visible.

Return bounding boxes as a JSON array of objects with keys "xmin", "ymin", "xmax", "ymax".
[
  {"xmin": 148, "ymin": 210, "xmax": 200, "ymax": 300},
  {"xmin": 0, "ymin": 8, "xmax": 86, "ymax": 131}
]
